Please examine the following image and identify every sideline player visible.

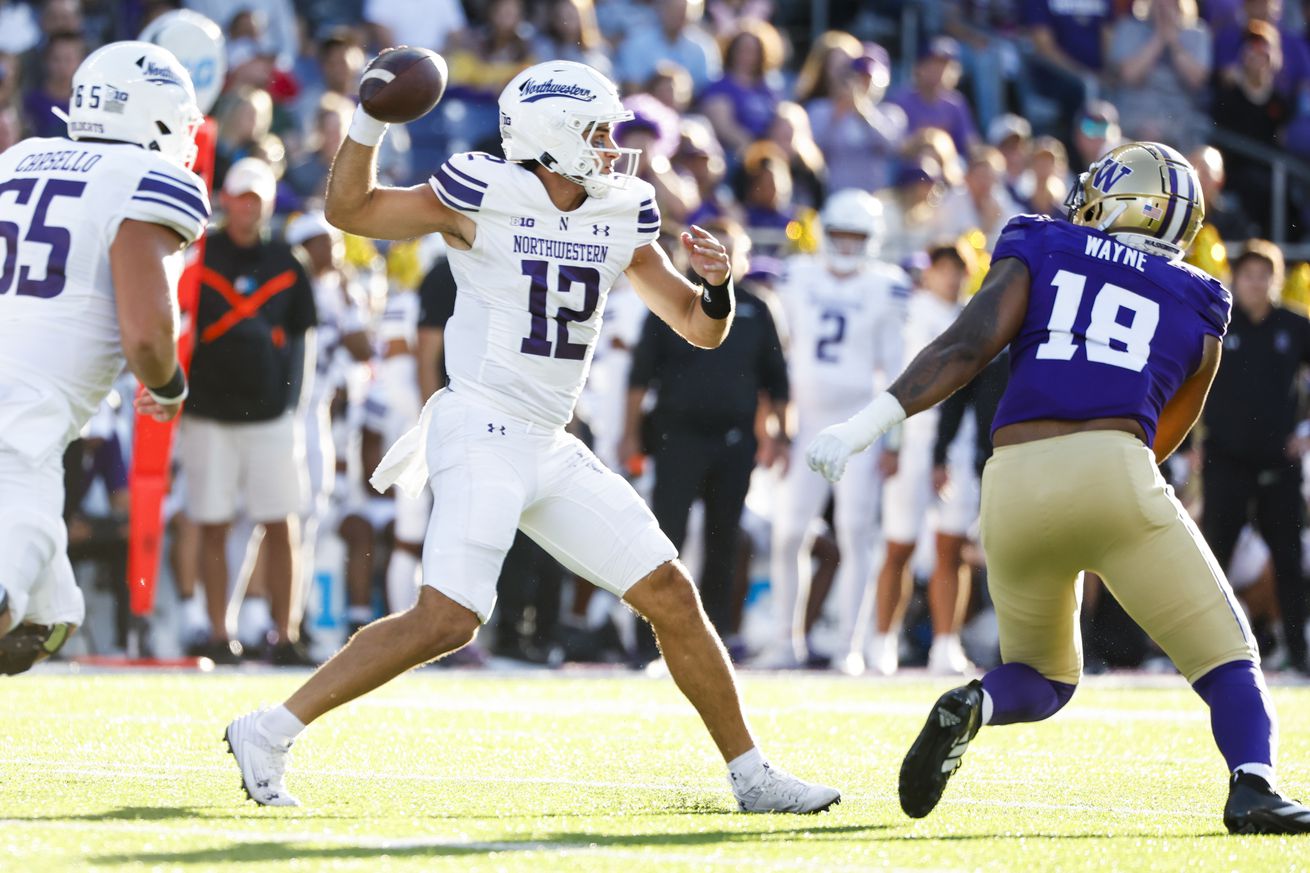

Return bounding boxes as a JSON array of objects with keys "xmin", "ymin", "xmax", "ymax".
[
  {"xmin": 808, "ymin": 142, "xmax": 1310, "ymax": 833},
  {"xmin": 760, "ymin": 188, "xmax": 907, "ymax": 671},
  {"xmin": 0, "ymin": 42, "xmax": 209, "ymax": 672},
  {"xmin": 225, "ymin": 59, "xmax": 839, "ymax": 814}
]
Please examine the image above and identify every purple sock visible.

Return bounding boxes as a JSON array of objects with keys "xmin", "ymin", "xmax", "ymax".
[
  {"xmin": 982, "ymin": 662, "xmax": 1078, "ymax": 726},
  {"xmin": 1191, "ymin": 660, "xmax": 1277, "ymax": 772}
]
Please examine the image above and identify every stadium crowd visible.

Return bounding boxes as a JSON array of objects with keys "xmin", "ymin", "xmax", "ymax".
[{"xmin": 5, "ymin": 0, "xmax": 1310, "ymax": 676}]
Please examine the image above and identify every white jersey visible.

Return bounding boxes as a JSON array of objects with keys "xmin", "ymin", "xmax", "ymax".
[
  {"xmin": 430, "ymin": 152, "xmax": 659, "ymax": 428},
  {"xmin": 776, "ymin": 254, "xmax": 909, "ymax": 413},
  {"xmin": 308, "ymin": 270, "xmax": 369, "ymax": 409},
  {"xmin": 903, "ymin": 291, "xmax": 962, "ymax": 361},
  {"xmin": 0, "ymin": 137, "xmax": 209, "ymax": 461}
]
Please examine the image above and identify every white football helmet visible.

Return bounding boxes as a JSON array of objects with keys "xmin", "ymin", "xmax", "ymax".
[
  {"xmin": 499, "ymin": 61, "xmax": 639, "ymax": 198},
  {"xmin": 139, "ymin": 9, "xmax": 227, "ymax": 114},
  {"xmin": 62, "ymin": 41, "xmax": 203, "ymax": 170},
  {"xmin": 820, "ymin": 188, "xmax": 885, "ymax": 273}
]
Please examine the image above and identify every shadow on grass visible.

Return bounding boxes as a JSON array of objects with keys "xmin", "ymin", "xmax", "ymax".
[{"xmin": 90, "ymin": 823, "xmax": 893, "ymax": 864}]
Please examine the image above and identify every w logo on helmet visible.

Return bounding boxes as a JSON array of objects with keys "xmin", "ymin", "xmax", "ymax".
[{"xmin": 1091, "ymin": 159, "xmax": 1133, "ymax": 193}]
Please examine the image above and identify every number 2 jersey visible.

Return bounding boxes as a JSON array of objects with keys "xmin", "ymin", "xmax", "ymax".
[
  {"xmin": 0, "ymin": 137, "xmax": 210, "ymax": 461},
  {"xmin": 989, "ymin": 214, "xmax": 1232, "ymax": 445},
  {"xmin": 429, "ymin": 152, "xmax": 660, "ymax": 428}
]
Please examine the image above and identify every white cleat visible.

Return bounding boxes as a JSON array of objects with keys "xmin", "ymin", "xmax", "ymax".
[
  {"xmin": 750, "ymin": 645, "xmax": 803, "ymax": 671},
  {"xmin": 866, "ymin": 632, "xmax": 899, "ymax": 676},
  {"xmin": 224, "ymin": 710, "xmax": 300, "ymax": 807},
  {"xmin": 733, "ymin": 764, "xmax": 842, "ymax": 814},
  {"xmin": 831, "ymin": 650, "xmax": 865, "ymax": 676},
  {"xmin": 927, "ymin": 635, "xmax": 973, "ymax": 676}
]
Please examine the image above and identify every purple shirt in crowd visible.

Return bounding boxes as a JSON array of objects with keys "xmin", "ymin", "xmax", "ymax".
[
  {"xmin": 989, "ymin": 215, "xmax": 1231, "ymax": 446},
  {"xmin": 1213, "ymin": 21, "xmax": 1310, "ymax": 96},
  {"xmin": 1023, "ymin": 0, "xmax": 1112, "ymax": 71},
  {"xmin": 887, "ymin": 86, "xmax": 978, "ymax": 155},
  {"xmin": 698, "ymin": 75, "xmax": 780, "ymax": 138}
]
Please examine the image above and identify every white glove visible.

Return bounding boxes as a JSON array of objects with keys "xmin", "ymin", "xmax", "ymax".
[{"xmin": 805, "ymin": 393, "xmax": 907, "ymax": 483}]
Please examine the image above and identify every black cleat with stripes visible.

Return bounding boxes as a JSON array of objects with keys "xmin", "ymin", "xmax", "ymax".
[
  {"xmin": 899, "ymin": 680, "xmax": 984, "ymax": 819},
  {"xmin": 1224, "ymin": 772, "xmax": 1310, "ymax": 835}
]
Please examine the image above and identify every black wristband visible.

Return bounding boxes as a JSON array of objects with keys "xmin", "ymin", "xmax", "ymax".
[
  {"xmin": 146, "ymin": 366, "xmax": 188, "ymax": 404},
  {"xmin": 699, "ymin": 274, "xmax": 733, "ymax": 320}
]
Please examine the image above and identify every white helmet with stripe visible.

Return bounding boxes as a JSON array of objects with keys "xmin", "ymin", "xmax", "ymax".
[
  {"xmin": 498, "ymin": 60, "xmax": 639, "ymax": 198},
  {"xmin": 63, "ymin": 41, "xmax": 204, "ymax": 170}
]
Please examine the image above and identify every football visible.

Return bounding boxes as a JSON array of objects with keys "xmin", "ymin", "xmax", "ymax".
[{"xmin": 359, "ymin": 46, "xmax": 448, "ymax": 124}]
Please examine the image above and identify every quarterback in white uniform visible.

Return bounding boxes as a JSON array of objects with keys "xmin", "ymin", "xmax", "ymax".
[
  {"xmin": 225, "ymin": 59, "xmax": 839, "ymax": 814},
  {"xmin": 0, "ymin": 42, "xmax": 208, "ymax": 672},
  {"xmin": 762, "ymin": 190, "xmax": 908, "ymax": 670}
]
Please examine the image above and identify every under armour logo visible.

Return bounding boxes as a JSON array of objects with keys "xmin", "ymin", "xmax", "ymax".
[
  {"xmin": 592, "ymin": 224, "xmax": 611, "ymax": 236},
  {"xmin": 937, "ymin": 709, "xmax": 961, "ymax": 728},
  {"xmin": 487, "ymin": 423, "xmax": 506, "ymax": 435}
]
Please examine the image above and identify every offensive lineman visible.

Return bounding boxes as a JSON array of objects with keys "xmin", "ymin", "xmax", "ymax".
[
  {"xmin": 759, "ymin": 189, "xmax": 908, "ymax": 671},
  {"xmin": 225, "ymin": 59, "xmax": 840, "ymax": 814},
  {"xmin": 0, "ymin": 43, "xmax": 209, "ymax": 673},
  {"xmin": 808, "ymin": 142, "xmax": 1310, "ymax": 833}
]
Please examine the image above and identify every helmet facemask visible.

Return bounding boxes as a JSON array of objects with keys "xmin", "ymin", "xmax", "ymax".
[{"xmin": 537, "ymin": 112, "xmax": 640, "ymax": 198}]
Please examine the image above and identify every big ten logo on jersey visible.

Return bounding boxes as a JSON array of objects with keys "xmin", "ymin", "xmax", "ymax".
[
  {"xmin": 511, "ymin": 216, "xmax": 536, "ymax": 227},
  {"xmin": 1091, "ymin": 158, "xmax": 1132, "ymax": 193}
]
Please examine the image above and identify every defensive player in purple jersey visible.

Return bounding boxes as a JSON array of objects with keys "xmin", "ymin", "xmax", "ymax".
[{"xmin": 808, "ymin": 141, "xmax": 1310, "ymax": 834}]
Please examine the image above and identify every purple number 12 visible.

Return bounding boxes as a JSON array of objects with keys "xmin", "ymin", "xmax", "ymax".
[{"xmin": 519, "ymin": 259, "xmax": 601, "ymax": 360}]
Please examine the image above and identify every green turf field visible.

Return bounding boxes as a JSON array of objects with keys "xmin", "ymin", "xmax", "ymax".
[{"xmin": 3, "ymin": 669, "xmax": 1309, "ymax": 871}]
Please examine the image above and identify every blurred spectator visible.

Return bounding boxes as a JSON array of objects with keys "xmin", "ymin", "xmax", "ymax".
[
  {"xmin": 888, "ymin": 37, "xmax": 979, "ymax": 156},
  {"xmin": 942, "ymin": 0, "xmax": 1025, "ymax": 130},
  {"xmin": 0, "ymin": 0, "xmax": 41, "ymax": 87},
  {"xmin": 1201, "ymin": 240, "xmax": 1310, "ymax": 675},
  {"xmin": 1212, "ymin": 20, "xmax": 1292, "ymax": 235},
  {"xmin": 989, "ymin": 113, "xmax": 1033, "ymax": 204},
  {"xmin": 624, "ymin": 217, "xmax": 788, "ymax": 659},
  {"xmin": 806, "ymin": 45, "xmax": 906, "ymax": 193},
  {"xmin": 364, "ymin": 0, "xmax": 468, "ymax": 53},
  {"xmin": 1070, "ymin": 99, "xmax": 1122, "ymax": 169},
  {"xmin": 936, "ymin": 144, "xmax": 1024, "ymax": 247},
  {"xmin": 189, "ymin": 0, "xmax": 299, "ymax": 69},
  {"xmin": 1190, "ymin": 144, "xmax": 1260, "ymax": 242},
  {"xmin": 766, "ymin": 101, "xmax": 825, "ymax": 208},
  {"xmin": 0, "ymin": 100, "xmax": 20, "ymax": 152},
  {"xmin": 1107, "ymin": 0, "xmax": 1212, "ymax": 149},
  {"xmin": 214, "ymin": 86, "xmax": 275, "ymax": 191},
  {"xmin": 291, "ymin": 27, "xmax": 365, "ymax": 135},
  {"xmin": 532, "ymin": 0, "xmax": 611, "ymax": 76},
  {"xmin": 698, "ymin": 21, "xmax": 785, "ymax": 155},
  {"xmin": 616, "ymin": 0, "xmax": 721, "ymax": 93},
  {"xmin": 676, "ymin": 117, "xmax": 739, "ymax": 225},
  {"xmin": 180, "ymin": 158, "xmax": 317, "ymax": 666},
  {"xmin": 225, "ymin": 14, "xmax": 279, "ymax": 94},
  {"xmin": 445, "ymin": 0, "xmax": 536, "ymax": 99},
  {"xmin": 1025, "ymin": 135, "xmax": 1070, "ymax": 217},
  {"xmin": 1023, "ymin": 0, "xmax": 1112, "ymax": 133},
  {"xmin": 1213, "ymin": 0, "xmax": 1310, "ymax": 94},
  {"xmin": 906, "ymin": 126, "xmax": 965, "ymax": 188},
  {"xmin": 646, "ymin": 60, "xmax": 694, "ymax": 113},
  {"xmin": 706, "ymin": 0, "xmax": 774, "ymax": 36},
  {"xmin": 794, "ymin": 30, "xmax": 866, "ymax": 105},
  {"xmin": 286, "ymin": 92, "xmax": 354, "ymax": 203},
  {"xmin": 877, "ymin": 157, "xmax": 949, "ymax": 265},
  {"xmin": 616, "ymin": 93, "xmax": 698, "ymax": 224},
  {"xmin": 21, "ymin": 30, "xmax": 83, "ymax": 139},
  {"xmin": 736, "ymin": 140, "xmax": 800, "ymax": 256}
]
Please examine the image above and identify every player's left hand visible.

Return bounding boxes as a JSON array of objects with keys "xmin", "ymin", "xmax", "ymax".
[
  {"xmin": 135, "ymin": 390, "xmax": 183, "ymax": 423},
  {"xmin": 681, "ymin": 225, "xmax": 730, "ymax": 286},
  {"xmin": 807, "ymin": 425, "xmax": 859, "ymax": 483}
]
